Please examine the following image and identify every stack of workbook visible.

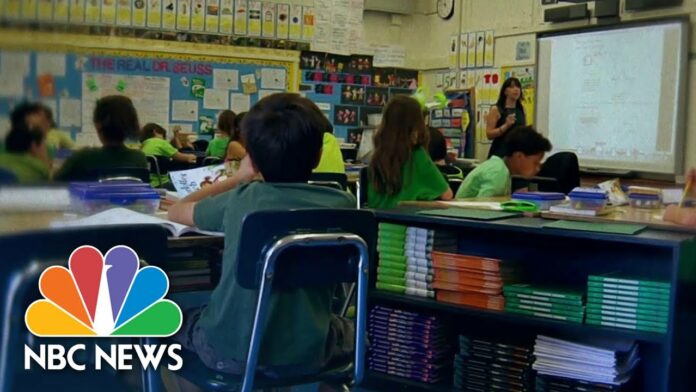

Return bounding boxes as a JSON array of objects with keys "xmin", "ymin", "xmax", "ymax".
[
  {"xmin": 504, "ymin": 284, "xmax": 585, "ymax": 323},
  {"xmin": 375, "ymin": 223, "xmax": 456, "ymax": 298},
  {"xmin": 432, "ymin": 251, "xmax": 506, "ymax": 310},
  {"xmin": 453, "ymin": 335, "xmax": 534, "ymax": 391},
  {"xmin": 533, "ymin": 335, "xmax": 640, "ymax": 389},
  {"xmin": 586, "ymin": 274, "xmax": 670, "ymax": 333},
  {"xmin": 367, "ymin": 305, "xmax": 451, "ymax": 384}
]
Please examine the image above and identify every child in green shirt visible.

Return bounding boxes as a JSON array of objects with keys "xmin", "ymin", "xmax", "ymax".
[
  {"xmin": 167, "ymin": 93, "xmax": 355, "ymax": 379},
  {"xmin": 456, "ymin": 126, "xmax": 552, "ymax": 198},
  {"xmin": 206, "ymin": 110, "xmax": 235, "ymax": 159},
  {"xmin": 367, "ymin": 95, "xmax": 453, "ymax": 209},
  {"xmin": 314, "ymin": 118, "xmax": 345, "ymax": 174},
  {"xmin": 140, "ymin": 123, "xmax": 197, "ymax": 186},
  {"xmin": 0, "ymin": 125, "xmax": 50, "ymax": 183}
]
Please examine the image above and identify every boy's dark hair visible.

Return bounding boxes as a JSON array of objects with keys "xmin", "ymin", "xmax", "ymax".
[
  {"xmin": 501, "ymin": 126, "xmax": 552, "ymax": 157},
  {"xmin": 232, "ymin": 112, "xmax": 246, "ymax": 138},
  {"xmin": 427, "ymin": 127, "xmax": 447, "ymax": 162},
  {"xmin": 93, "ymin": 95, "xmax": 140, "ymax": 144},
  {"xmin": 241, "ymin": 93, "xmax": 324, "ymax": 183},
  {"xmin": 140, "ymin": 123, "xmax": 167, "ymax": 142},
  {"xmin": 5, "ymin": 125, "xmax": 45, "ymax": 153},
  {"xmin": 39, "ymin": 104, "xmax": 57, "ymax": 128},
  {"xmin": 10, "ymin": 102, "xmax": 43, "ymax": 129},
  {"xmin": 217, "ymin": 110, "xmax": 236, "ymax": 136}
]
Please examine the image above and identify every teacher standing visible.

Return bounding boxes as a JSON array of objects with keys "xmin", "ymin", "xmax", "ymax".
[{"xmin": 486, "ymin": 77, "xmax": 526, "ymax": 158}]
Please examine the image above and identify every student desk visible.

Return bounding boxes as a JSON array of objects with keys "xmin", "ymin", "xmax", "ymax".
[
  {"xmin": 364, "ymin": 207, "xmax": 696, "ymax": 392},
  {"xmin": 541, "ymin": 206, "xmax": 696, "ymax": 234}
]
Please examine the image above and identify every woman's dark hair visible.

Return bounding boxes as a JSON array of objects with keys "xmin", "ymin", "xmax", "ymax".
[
  {"xmin": 495, "ymin": 77, "xmax": 525, "ymax": 113},
  {"xmin": 140, "ymin": 123, "xmax": 167, "ymax": 142},
  {"xmin": 241, "ymin": 93, "xmax": 324, "ymax": 183},
  {"xmin": 231, "ymin": 112, "xmax": 246, "ymax": 142},
  {"xmin": 369, "ymin": 95, "xmax": 429, "ymax": 196},
  {"xmin": 427, "ymin": 127, "xmax": 447, "ymax": 162},
  {"xmin": 5, "ymin": 125, "xmax": 45, "ymax": 153},
  {"xmin": 93, "ymin": 95, "xmax": 140, "ymax": 144},
  {"xmin": 10, "ymin": 102, "xmax": 43, "ymax": 130},
  {"xmin": 217, "ymin": 110, "xmax": 237, "ymax": 137}
]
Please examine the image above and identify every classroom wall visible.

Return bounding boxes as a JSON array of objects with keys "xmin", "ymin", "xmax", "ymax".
[{"xmin": 406, "ymin": 0, "xmax": 696, "ymax": 176}]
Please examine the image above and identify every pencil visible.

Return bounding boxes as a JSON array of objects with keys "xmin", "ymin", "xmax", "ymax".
[{"xmin": 679, "ymin": 179, "xmax": 692, "ymax": 208}]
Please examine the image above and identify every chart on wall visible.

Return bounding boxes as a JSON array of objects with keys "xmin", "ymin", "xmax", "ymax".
[{"xmin": 0, "ymin": 48, "xmax": 290, "ymax": 145}]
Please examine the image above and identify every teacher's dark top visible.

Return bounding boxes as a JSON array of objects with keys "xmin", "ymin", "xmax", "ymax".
[{"xmin": 488, "ymin": 105, "xmax": 526, "ymax": 158}]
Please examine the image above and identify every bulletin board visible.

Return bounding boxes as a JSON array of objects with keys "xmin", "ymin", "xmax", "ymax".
[{"xmin": 0, "ymin": 29, "xmax": 298, "ymax": 145}]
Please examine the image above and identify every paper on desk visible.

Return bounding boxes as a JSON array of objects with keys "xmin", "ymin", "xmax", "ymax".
[
  {"xmin": 662, "ymin": 189, "xmax": 684, "ymax": 205},
  {"xmin": 439, "ymin": 201, "xmax": 503, "ymax": 210}
]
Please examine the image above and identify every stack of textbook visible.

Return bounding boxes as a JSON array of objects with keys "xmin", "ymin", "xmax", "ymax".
[
  {"xmin": 585, "ymin": 274, "xmax": 670, "ymax": 333},
  {"xmin": 432, "ymin": 252, "xmax": 507, "ymax": 311},
  {"xmin": 504, "ymin": 283, "xmax": 585, "ymax": 323}
]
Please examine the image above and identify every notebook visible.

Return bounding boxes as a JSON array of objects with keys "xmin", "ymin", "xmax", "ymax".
[{"xmin": 50, "ymin": 207, "xmax": 223, "ymax": 237}]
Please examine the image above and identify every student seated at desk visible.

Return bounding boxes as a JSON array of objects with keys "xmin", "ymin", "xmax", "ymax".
[
  {"xmin": 428, "ymin": 127, "xmax": 463, "ymax": 180},
  {"xmin": 456, "ymin": 126, "xmax": 551, "ymax": 199},
  {"xmin": 224, "ymin": 111, "xmax": 247, "ymax": 162},
  {"xmin": 167, "ymin": 93, "xmax": 355, "ymax": 381},
  {"xmin": 0, "ymin": 124, "xmax": 51, "ymax": 183},
  {"xmin": 170, "ymin": 125, "xmax": 196, "ymax": 151},
  {"xmin": 141, "ymin": 123, "xmax": 197, "ymax": 185},
  {"xmin": 313, "ymin": 117, "xmax": 345, "ymax": 174},
  {"xmin": 12, "ymin": 102, "xmax": 75, "ymax": 155},
  {"xmin": 206, "ymin": 110, "xmax": 235, "ymax": 159},
  {"xmin": 367, "ymin": 96, "xmax": 452, "ymax": 209},
  {"xmin": 54, "ymin": 95, "xmax": 147, "ymax": 182},
  {"xmin": 664, "ymin": 168, "xmax": 696, "ymax": 226}
]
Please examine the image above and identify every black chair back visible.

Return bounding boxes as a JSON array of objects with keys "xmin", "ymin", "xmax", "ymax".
[
  {"xmin": 236, "ymin": 209, "xmax": 376, "ymax": 290},
  {"xmin": 192, "ymin": 140, "xmax": 209, "ymax": 152},
  {"xmin": 358, "ymin": 167, "xmax": 369, "ymax": 208},
  {"xmin": 538, "ymin": 152, "xmax": 580, "ymax": 194}
]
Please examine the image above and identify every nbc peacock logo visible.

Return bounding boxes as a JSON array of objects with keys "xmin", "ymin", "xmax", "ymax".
[{"xmin": 25, "ymin": 245, "xmax": 182, "ymax": 337}]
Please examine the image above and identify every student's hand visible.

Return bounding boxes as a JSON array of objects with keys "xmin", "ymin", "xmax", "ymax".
[
  {"xmin": 664, "ymin": 205, "xmax": 696, "ymax": 226},
  {"xmin": 237, "ymin": 155, "xmax": 259, "ymax": 182}
]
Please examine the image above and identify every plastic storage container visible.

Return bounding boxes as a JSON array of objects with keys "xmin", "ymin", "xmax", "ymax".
[
  {"xmin": 512, "ymin": 192, "xmax": 566, "ymax": 210},
  {"xmin": 568, "ymin": 187, "xmax": 609, "ymax": 211},
  {"xmin": 628, "ymin": 193, "xmax": 662, "ymax": 209},
  {"xmin": 69, "ymin": 181, "xmax": 160, "ymax": 214}
]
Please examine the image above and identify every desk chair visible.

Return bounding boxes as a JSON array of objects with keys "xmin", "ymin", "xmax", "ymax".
[
  {"xmin": 511, "ymin": 175, "xmax": 561, "ymax": 193},
  {"xmin": 309, "ymin": 173, "xmax": 348, "ymax": 191},
  {"xmin": 202, "ymin": 156, "xmax": 223, "ymax": 166},
  {"xmin": 357, "ymin": 167, "xmax": 369, "ymax": 209},
  {"xmin": 87, "ymin": 167, "xmax": 150, "ymax": 183},
  {"xmin": 146, "ymin": 155, "xmax": 172, "ymax": 187},
  {"xmin": 193, "ymin": 140, "xmax": 209, "ymax": 152},
  {"xmin": 448, "ymin": 178, "xmax": 463, "ymax": 195},
  {"xmin": 0, "ymin": 168, "xmax": 18, "ymax": 185},
  {"xmin": 166, "ymin": 209, "xmax": 375, "ymax": 392},
  {"xmin": 538, "ymin": 152, "xmax": 580, "ymax": 194},
  {"xmin": 0, "ymin": 225, "xmax": 169, "ymax": 392}
]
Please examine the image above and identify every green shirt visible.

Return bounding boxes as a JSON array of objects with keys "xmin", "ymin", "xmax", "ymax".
[
  {"xmin": 206, "ymin": 136, "xmax": 230, "ymax": 159},
  {"xmin": 54, "ymin": 145, "xmax": 148, "ymax": 182},
  {"xmin": 313, "ymin": 133, "xmax": 345, "ymax": 174},
  {"xmin": 45, "ymin": 129, "xmax": 76, "ymax": 152},
  {"xmin": 0, "ymin": 152, "xmax": 50, "ymax": 183},
  {"xmin": 455, "ymin": 155, "xmax": 511, "ymax": 198},
  {"xmin": 141, "ymin": 137, "xmax": 178, "ymax": 158},
  {"xmin": 193, "ymin": 181, "xmax": 355, "ymax": 367},
  {"xmin": 367, "ymin": 146, "xmax": 449, "ymax": 209}
]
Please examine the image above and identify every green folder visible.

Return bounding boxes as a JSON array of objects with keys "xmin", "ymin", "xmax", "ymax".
[
  {"xmin": 543, "ymin": 220, "xmax": 646, "ymax": 235},
  {"xmin": 417, "ymin": 208, "xmax": 520, "ymax": 221}
]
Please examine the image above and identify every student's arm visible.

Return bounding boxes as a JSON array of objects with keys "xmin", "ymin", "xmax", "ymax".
[
  {"xmin": 58, "ymin": 132, "xmax": 76, "ymax": 150},
  {"xmin": 168, "ymin": 201, "xmax": 197, "ymax": 227},
  {"xmin": 413, "ymin": 148, "xmax": 452, "ymax": 202},
  {"xmin": 486, "ymin": 106, "xmax": 515, "ymax": 141},
  {"xmin": 180, "ymin": 155, "xmax": 258, "ymax": 202},
  {"xmin": 664, "ymin": 205, "xmax": 696, "ymax": 226},
  {"xmin": 172, "ymin": 151, "xmax": 197, "ymax": 164},
  {"xmin": 440, "ymin": 187, "xmax": 454, "ymax": 201},
  {"xmin": 476, "ymin": 170, "xmax": 509, "ymax": 197}
]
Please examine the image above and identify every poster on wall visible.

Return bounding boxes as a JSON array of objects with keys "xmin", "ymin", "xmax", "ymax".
[
  {"xmin": 459, "ymin": 33, "xmax": 468, "ymax": 69},
  {"xmin": 484, "ymin": 31, "xmax": 495, "ymax": 67},
  {"xmin": 176, "ymin": 0, "xmax": 191, "ymax": 31},
  {"xmin": 448, "ymin": 35, "xmax": 458, "ymax": 69},
  {"xmin": 37, "ymin": 0, "xmax": 53, "ymax": 21},
  {"xmin": 147, "ymin": 0, "xmax": 162, "ymax": 28},
  {"xmin": 233, "ymin": 0, "xmax": 247, "ymax": 35},
  {"xmin": 133, "ymin": 0, "xmax": 147, "ymax": 27},
  {"xmin": 247, "ymin": 0, "xmax": 262, "ymax": 36},
  {"xmin": 116, "ymin": 0, "xmax": 133, "ymax": 27},
  {"xmin": 218, "ymin": 0, "xmax": 233, "ymax": 33},
  {"xmin": 276, "ymin": 3, "xmax": 289, "ymax": 39},
  {"xmin": 101, "ymin": 0, "xmax": 117, "ymax": 25},
  {"xmin": 466, "ymin": 33, "xmax": 476, "ymax": 69},
  {"xmin": 288, "ymin": 4, "xmax": 302, "ymax": 40},
  {"xmin": 302, "ymin": 6, "xmax": 315, "ymax": 41},
  {"xmin": 54, "ymin": 0, "xmax": 70, "ymax": 22},
  {"xmin": 162, "ymin": 1, "xmax": 177, "ymax": 30},
  {"xmin": 261, "ymin": 2, "xmax": 276, "ymax": 38},
  {"xmin": 21, "ymin": 0, "xmax": 38, "ymax": 21},
  {"xmin": 204, "ymin": 0, "xmax": 220, "ymax": 32},
  {"xmin": 190, "ymin": 0, "xmax": 206, "ymax": 31},
  {"xmin": 85, "ymin": 0, "xmax": 100, "ymax": 24},
  {"xmin": 501, "ymin": 65, "xmax": 536, "ymax": 125},
  {"xmin": 3, "ymin": 0, "xmax": 21, "ymax": 20},
  {"xmin": 475, "ymin": 31, "xmax": 485, "ymax": 68}
]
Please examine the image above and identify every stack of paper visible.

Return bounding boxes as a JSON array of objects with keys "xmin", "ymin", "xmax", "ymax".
[
  {"xmin": 504, "ymin": 284, "xmax": 585, "ymax": 323},
  {"xmin": 533, "ymin": 335, "xmax": 640, "ymax": 387},
  {"xmin": 586, "ymin": 274, "xmax": 670, "ymax": 333},
  {"xmin": 367, "ymin": 305, "xmax": 451, "ymax": 384},
  {"xmin": 432, "ymin": 252, "xmax": 507, "ymax": 310},
  {"xmin": 375, "ymin": 223, "xmax": 456, "ymax": 298},
  {"xmin": 453, "ymin": 335, "xmax": 534, "ymax": 391}
]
